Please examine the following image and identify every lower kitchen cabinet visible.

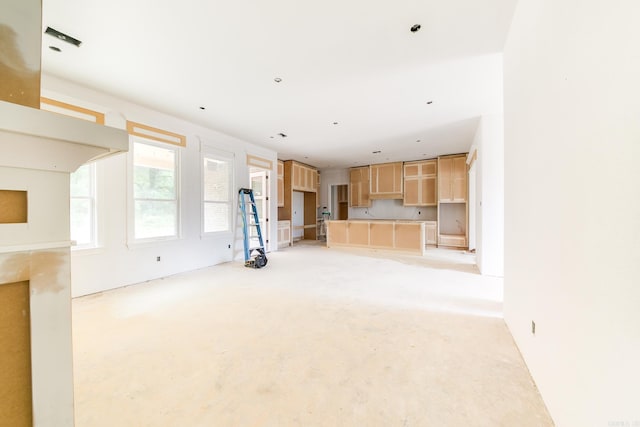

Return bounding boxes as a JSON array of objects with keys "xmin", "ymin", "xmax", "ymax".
[{"xmin": 277, "ymin": 220, "xmax": 291, "ymax": 249}]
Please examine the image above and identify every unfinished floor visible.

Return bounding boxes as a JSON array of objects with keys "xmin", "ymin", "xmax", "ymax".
[{"xmin": 72, "ymin": 243, "xmax": 553, "ymax": 426}]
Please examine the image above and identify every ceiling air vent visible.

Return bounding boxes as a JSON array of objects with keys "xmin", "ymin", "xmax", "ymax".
[{"xmin": 44, "ymin": 27, "xmax": 82, "ymax": 47}]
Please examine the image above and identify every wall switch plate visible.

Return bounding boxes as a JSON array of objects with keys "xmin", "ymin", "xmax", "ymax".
[{"xmin": 156, "ymin": 256, "xmax": 161, "ymax": 262}]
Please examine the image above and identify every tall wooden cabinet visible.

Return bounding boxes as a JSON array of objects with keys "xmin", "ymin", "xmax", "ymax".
[
  {"xmin": 403, "ymin": 160, "xmax": 437, "ymax": 206},
  {"xmin": 349, "ymin": 166, "xmax": 371, "ymax": 207},
  {"xmin": 437, "ymin": 154, "xmax": 468, "ymax": 248},
  {"xmin": 278, "ymin": 160, "xmax": 319, "ymax": 243},
  {"xmin": 438, "ymin": 155, "xmax": 467, "ymax": 202}
]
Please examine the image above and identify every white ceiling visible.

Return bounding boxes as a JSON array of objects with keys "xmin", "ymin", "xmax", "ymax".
[{"xmin": 41, "ymin": 0, "xmax": 516, "ymax": 169}]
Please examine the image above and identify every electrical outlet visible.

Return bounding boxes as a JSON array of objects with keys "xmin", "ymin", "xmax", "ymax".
[
  {"xmin": 531, "ymin": 320, "xmax": 536, "ymax": 335},
  {"xmin": 156, "ymin": 256, "xmax": 161, "ymax": 262}
]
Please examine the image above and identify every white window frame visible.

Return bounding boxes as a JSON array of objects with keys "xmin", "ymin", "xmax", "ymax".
[
  {"xmin": 70, "ymin": 162, "xmax": 98, "ymax": 250},
  {"xmin": 128, "ymin": 137, "xmax": 182, "ymax": 244},
  {"xmin": 201, "ymin": 145, "xmax": 234, "ymax": 237}
]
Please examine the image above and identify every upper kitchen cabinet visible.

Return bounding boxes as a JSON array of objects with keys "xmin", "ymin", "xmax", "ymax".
[
  {"xmin": 438, "ymin": 155, "xmax": 467, "ymax": 202},
  {"xmin": 370, "ymin": 162, "xmax": 403, "ymax": 199},
  {"xmin": 277, "ymin": 160, "xmax": 284, "ymax": 207},
  {"xmin": 291, "ymin": 161, "xmax": 318, "ymax": 193},
  {"xmin": 349, "ymin": 166, "xmax": 371, "ymax": 208},
  {"xmin": 403, "ymin": 159, "xmax": 437, "ymax": 206}
]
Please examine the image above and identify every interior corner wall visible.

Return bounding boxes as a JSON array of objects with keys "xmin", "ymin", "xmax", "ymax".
[
  {"xmin": 503, "ymin": 1, "xmax": 640, "ymax": 426},
  {"xmin": 473, "ymin": 115, "xmax": 504, "ymax": 277},
  {"xmin": 318, "ymin": 168, "xmax": 349, "ymax": 212},
  {"xmin": 41, "ymin": 74, "xmax": 277, "ymax": 297}
]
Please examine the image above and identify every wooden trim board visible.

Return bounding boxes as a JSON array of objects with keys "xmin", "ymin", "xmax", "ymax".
[
  {"xmin": 40, "ymin": 97, "xmax": 105, "ymax": 124},
  {"xmin": 246, "ymin": 154, "xmax": 273, "ymax": 170},
  {"xmin": 126, "ymin": 121, "xmax": 186, "ymax": 147}
]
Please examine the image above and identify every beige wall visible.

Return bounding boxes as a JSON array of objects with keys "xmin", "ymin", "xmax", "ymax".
[{"xmin": 504, "ymin": 0, "xmax": 640, "ymax": 425}]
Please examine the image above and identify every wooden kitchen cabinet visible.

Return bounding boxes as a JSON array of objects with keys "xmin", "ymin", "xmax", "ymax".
[
  {"xmin": 280, "ymin": 160, "xmax": 319, "ymax": 242},
  {"xmin": 277, "ymin": 220, "xmax": 291, "ymax": 248},
  {"xmin": 277, "ymin": 160, "xmax": 284, "ymax": 207},
  {"xmin": 437, "ymin": 154, "xmax": 468, "ymax": 248},
  {"xmin": 370, "ymin": 162, "xmax": 403, "ymax": 199},
  {"xmin": 291, "ymin": 161, "xmax": 317, "ymax": 192},
  {"xmin": 438, "ymin": 155, "xmax": 467, "ymax": 202},
  {"xmin": 425, "ymin": 221, "xmax": 437, "ymax": 245},
  {"xmin": 316, "ymin": 171, "xmax": 320, "ymax": 208},
  {"xmin": 349, "ymin": 166, "xmax": 371, "ymax": 208},
  {"xmin": 403, "ymin": 159, "xmax": 437, "ymax": 206}
]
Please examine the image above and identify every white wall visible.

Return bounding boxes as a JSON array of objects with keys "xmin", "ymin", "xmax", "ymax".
[
  {"xmin": 471, "ymin": 115, "xmax": 504, "ymax": 277},
  {"xmin": 41, "ymin": 75, "xmax": 278, "ymax": 297},
  {"xmin": 504, "ymin": 1, "xmax": 640, "ymax": 426},
  {"xmin": 318, "ymin": 168, "xmax": 349, "ymax": 211}
]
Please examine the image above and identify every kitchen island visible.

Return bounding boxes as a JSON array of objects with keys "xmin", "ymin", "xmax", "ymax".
[{"xmin": 326, "ymin": 219, "xmax": 429, "ymax": 255}]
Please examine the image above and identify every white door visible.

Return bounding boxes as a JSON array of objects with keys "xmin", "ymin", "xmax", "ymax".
[{"xmin": 250, "ymin": 169, "xmax": 270, "ymax": 251}]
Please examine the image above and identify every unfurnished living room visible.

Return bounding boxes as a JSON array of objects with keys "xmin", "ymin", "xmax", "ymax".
[{"xmin": 1, "ymin": 1, "xmax": 639, "ymax": 426}]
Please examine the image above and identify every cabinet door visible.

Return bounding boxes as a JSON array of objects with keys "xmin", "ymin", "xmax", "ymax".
[
  {"xmin": 359, "ymin": 168, "xmax": 370, "ymax": 206},
  {"xmin": 349, "ymin": 169, "xmax": 359, "ymax": 207},
  {"xmin": 425, "ymin": 223, "xmax": 437, "ymax": 245},
  {"xmin": 292, "ymin": 163, "xmax": 299, "ymax": 190},
  {"xmin": 423, "ymin": 161, "xmax": 437, "ymax": 176},
  {"xmin": 316, "ymin": 172, "xmax": 320, "ymax": 208},
  {"xmin": 349, "ymin": 167, "xmax": 370, "ymax": 207},
  {"xmin": 277, "ymin": 161, "xmax": 284, "ymax": 207},
  {"xmin": 423, "ymin": 176, "xmax": 437, "ymax": 205},
  {"xmin": 308, "ymin": 168, "xmax": 315, "ymax": 192},
  {"xmin": 404, "ymin": 163, "xmax": 420, "ymax": 178},
  {"xmin": 371, "ymin": 162, "xmax": 402, "ymax": 197},
  {"xmin": 438, "ymin": 157, "xmax": 452, "ymax": 201},
  {"xmin": 451, "ymin": 156, "xmax": 467, "ymax": 201},
  {"xmin": 404, "ymin": 178, "xmax": 420, "ymax": 206}
]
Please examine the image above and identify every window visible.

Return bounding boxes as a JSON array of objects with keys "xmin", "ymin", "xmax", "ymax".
[
  {"xmin": 70, "ymin": 163, "xmax": 97, "ymax": 248},
  {"xmin": 202, "ymin": 149, "xmax": 233, "ymax": 234},
  {"xmin": 40, "ymin": 97, "xmax": 103, "ymax": 249},
  {"xmin": 133, "ymin": 140, "xmax": 179, "ymax": 240}
]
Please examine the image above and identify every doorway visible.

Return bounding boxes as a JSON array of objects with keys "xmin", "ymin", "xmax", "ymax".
[
  {"xmin": 329, "ymin": 184, "xmax": 349, "ymax": 220},
  {"xmin": 249, "ymin": 168, "xmax": 270, "ymax": 251}
]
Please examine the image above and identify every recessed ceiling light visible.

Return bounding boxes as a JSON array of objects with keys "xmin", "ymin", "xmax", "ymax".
[
  {"xmin": 372, "ymin": 150, "xmax": 381, "ymax": 154},
  {"xmin": 426, "ymin": 101, "xmax": 433, "ymax": 105},
  {"xmin": 410, "ymin": 24, "xmax": 421, "ymax": 33},
  {"xmin": 49, "ymin": 46, "xmax": 61, "ymax": 52},
  {"xmin": 274, "ymin": 77, "xmax": 282, "ymax": 83}
]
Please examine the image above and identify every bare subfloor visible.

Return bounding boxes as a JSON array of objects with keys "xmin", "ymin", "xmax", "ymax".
[{"xmin": 72, "ymin": 244, "xmax": 553, "ymax": 426}]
